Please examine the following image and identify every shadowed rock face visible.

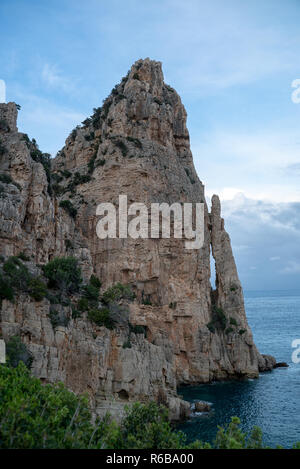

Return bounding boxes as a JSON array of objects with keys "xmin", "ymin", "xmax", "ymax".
[{"xmin": 0, "ymin": 59, "xmax": 275, "ymax": 420}]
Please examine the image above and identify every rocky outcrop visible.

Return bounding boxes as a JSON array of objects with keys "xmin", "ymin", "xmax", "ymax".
[
  {"xmin": 194, "ymin": 401, "xmax": 211, "ymax": 413},
  {"xmin": 0, "ymin": 59, "xmax": 275, "ymax": 420}
]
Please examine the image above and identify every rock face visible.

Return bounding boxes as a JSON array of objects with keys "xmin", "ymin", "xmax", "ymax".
[
  {"xmin": 194, "ymin": 401, "xmax": 211, "ymax": 413},
  {"xmin": 0, "ymin": 59, "xmax": 275, "ymax": 420}
]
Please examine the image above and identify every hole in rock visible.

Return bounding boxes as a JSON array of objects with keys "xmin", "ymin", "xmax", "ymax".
[{"xmin": 118, "ymin": 389, "xmax": 129, "ymax": 401}]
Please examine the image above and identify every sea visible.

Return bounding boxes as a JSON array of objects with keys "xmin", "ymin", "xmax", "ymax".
[{"xmin": 177, "ymin": 290, "xmax": 300, "ymax": 448}]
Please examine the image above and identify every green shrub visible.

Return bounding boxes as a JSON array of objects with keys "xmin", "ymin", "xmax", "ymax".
[
  {"xmin": 59, "ymin": 200, "xmax": 77, "ymax": 218},
  {"xmin": 87, "ymin": 307, "xmax": 115, "ymax": 329},
  {"xmin": 77, "ymin": 275, "xmax": 102, "ymax": 311},
  {"xmin": 48, "ymin": 309, "xmax": 69, "ymax": 329},
  {"xmin": 214, "ymin": 416, "xmax": 264, "ymax": 449},
  {"xmin": 239, "ymin": 329, "xmax": 247, "ymax": 335},
  {"xmin": 0, "ymin": 274, "xmax": 14, "ymax": 301},
  {"xmin": 114, "ymin": 139, "xmax": 128, "ymax": 157},
  {"xmin": 0, "ymin": 363, "xmax": 97, "ymax": 449},
  {"xmin": 30, "ymin": 146, "xmax": 51, "ymax": 193},
  {"xmin": 84, "ymin": 132, "xmax": 94, "ymax": 141},
  {"xmin": 28, "ymin": 277, "xmax": 47, "ymax": 301},
  {"xmin": 90, "ymin": 275, "xmax": 101, "ymax": 289},
  {"xmin": 123, "ymin": 339, "xmax": 132, "ymax": 349},
  {"xmin": 52, "ymin": 183, "xmax": 64, "ymax": 195},
  {"xmin": 0, "ymin": 365, "xmax": 299, "ymax": 449},
  {"xmin": 60, "ymin": 169, "xmax": 72, "ymax": 179},
  {"xmin": 0, "ymin": 140, "xmax": 7, "ymax": 156},
  {"xmin": 211, "ymin": 306, "xmax": 227, "ymax": 331},
  {"xmin": 90, "ymin": 107, "xmax": 102, "ymax": 128},
  {"xmin": 102, "ymin": 283, "xmax": 135, "ymax": 305},
  {"xmin": 207, "ymin": 322, "xmax": 216, "ymax": 334},
  {"xmin": 0, "ymin": 257, "xmax": 48, "ymax": 302},
  {"xmin": 102, "ymin": 99, "xmax": 112, "ymax": 120},
  {"xmin": 82, "ymin": 283, "xmax": 99, "ymax": 303},
  {"xmin": 95, "ymin": 158, "xmax": 106, "ymax": 167},
  {"xmin": 17, "ymin": 252, "xmax": 30, "ymax": 262},
  {"xmin": 129, "ymin": 323, "xmax": 147, "ymax": 337},
  {"xmin": 81, "ymin": 117, "xmax": 92, "ymax": 127},
  {"xmin": 169, "ymin": 302, "xmax": 177, "ymax": 309},
  {"xmin": 0, "ymin": 174, "xmax": 12, "ymax": 184},
  {"xmin": 225, "ymin": 327, "xmax": 234, "ymax": 335},
  {"xmin": 71, "ymin": 306, "xmax": 81, "ymax": 320},
  {"xmin": 51, "ymin": 173, "xmax": 63, "ymax": 184},
  {"xmin": 65, "ymin": 239, "xmax": 73, "ymax": 250},
  {"xmin": 121, "ymin": 402, "xmax": 185, "ymax": 449},
  {"xmin": 87, "ymin": 153, "xmax": 97, "ymax": 174},
  {"xmin": 142, "ymin": 295, "xmax": 152, "ymax": 305},
  {"xmin": 46, "ymin": 292, "xmax": 60, "ymax": 304},
  {"xmin": 0, "ymin": 173, "xmax": 20, "ymax": 189},
  {"xmin": 132, "ymin": 73, "xmax": 140, "ymax": 81},
  {"xmin": 5, "ymin": 336, "xmax": 33, "ymax": 369},
  {"xmin": 70, "ymin": 129, "xmax": 77, "ymax": 140},
  {"xmin": 77, "ymin": 297, "xmax": 90, "ymax": 312},
  {"xmin": 126, "ymin": 136, "xmax": 142, "ymax": 149},
  {"xmin": 43, "ymin": 257, "xmax": 82, "ymax": 294},
  {"xmin": 153, "ymin": 97, "xmax": 163, "ymax": 105},
  {"xmin": 3, "ymin": 256, "xmax": 30, "ymax": 290},
  {"xmin": 229, "ymin": 317, "xmax": 238, "ymax": 326}
]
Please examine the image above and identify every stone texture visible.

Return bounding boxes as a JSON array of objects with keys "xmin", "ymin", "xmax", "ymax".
[
  {"xmin": 0, "ymin": 59, "xmax": 276, "ymax": 421},
  {"xmin": 194, "ymin": 401, "xmax": 211, "ymax": 413}
]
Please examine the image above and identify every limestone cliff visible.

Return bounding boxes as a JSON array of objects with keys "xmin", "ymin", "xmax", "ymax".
[{"xmin": 0, "ymin": 59, "xmax": 275, "ymax": 420}]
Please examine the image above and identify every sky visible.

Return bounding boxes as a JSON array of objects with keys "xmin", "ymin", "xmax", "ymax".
[{"xmin": 1, "ymin": 0, "xmax": 300, "ymax": 290}]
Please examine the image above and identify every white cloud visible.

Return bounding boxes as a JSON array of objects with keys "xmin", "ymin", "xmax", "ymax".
[
  {"xmin": 154, "ymin": 0, "xmax": 300, "ymax": 93},
  {"xmin": 41, "ymin": 63, "xmax": 77, "ymax": 95},
  {"xmin": 12, "ymin": 86, "xmax": 85, "ymax": 155},
  {"xmin": 195, "ymin": 129, "xmax": 300, "ymax": 204},
  {"xmin": 280, "ymin": 261, "xmax": 300, "ymax": 274}
]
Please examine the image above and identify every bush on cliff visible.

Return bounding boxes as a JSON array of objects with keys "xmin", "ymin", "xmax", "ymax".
[
  {"xmin": 120, "ymin": 402, "xmax": 185, "ymax": 449},
  {"xmin": 59, "ymin": 199, "xmax": 77, "ymax": 218},
  {"xmin": 0, "ymin": 363, "xmax": 300, "ymax": 449},
  {"xmin": 87, "ymin": 307, "xmax": 115, "ymax": 329},
  {"xmin": 43, "ymin": 257, "xmax": 82, "ymax": 294},
  {"xmin": 0, "ymin": 256, "xmax": 47, "ymax": 302},
  {"xmin": 0, "ymin": 274, "xmax": 14, "ymax": 301},
  {"xmin": 5, "ymin": 336, "xmax": 33, "ymax": 369},
  {"xmin": 101, "ymin": 282, "xmax": 135, "ymax": 305},
  {"xmin": 0, "ymin": 362, "xmax": 95, "ymax": 449}
]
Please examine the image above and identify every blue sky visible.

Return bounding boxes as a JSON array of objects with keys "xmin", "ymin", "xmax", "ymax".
[{"xmin": 1, "ymin": 0, "xmax": 300, "ymax": 290}]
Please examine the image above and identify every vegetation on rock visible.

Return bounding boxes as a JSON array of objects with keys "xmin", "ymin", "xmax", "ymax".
[
  {"xmin": 59, "ymin": 199, "xmax": 77, "ymax": 218},
  {"xmin": 43, "ymin": 257, "xmax": 82, "ymax": 294},
  {"xmin": 0, "ymin": 363, "xmax": 299, "ymax": 449},
  {"xmin": 0, "ymin": 256, "xmax": 47, "ymax": 303}
]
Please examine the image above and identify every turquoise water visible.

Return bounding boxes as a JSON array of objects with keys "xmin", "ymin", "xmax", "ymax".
[{"xmin": 178, "ymin": 291, "xmax": 300, "ymax": 448}]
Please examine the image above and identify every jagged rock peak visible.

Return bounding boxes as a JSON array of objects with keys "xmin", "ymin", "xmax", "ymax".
[
  {"xmin": 0, "ymin": 102, "xmax": 18, "ymax": 133},
  {"xmin": 128, "ymin": 58, "xmax": 164, "ymax": 87},
  {"xmin": 0, "ymin": 62, "xmax": 277, "ymax": 423}
]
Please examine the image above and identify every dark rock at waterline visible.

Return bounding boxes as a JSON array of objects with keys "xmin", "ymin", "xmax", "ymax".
[
  {"xmin": 194, "ymin": 401, "xmax": 211, "ymax": 412},
  {"xmin": 258, "ymin": 354, "xmax": 277, "ymax": 372},
  {"xmin": 274, "ymin": 362, "xmax": 289, "ymax": 368}
]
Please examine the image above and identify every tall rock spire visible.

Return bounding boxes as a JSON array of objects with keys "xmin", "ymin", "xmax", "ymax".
[{"xmin": 0, "ymin": 60, "xmax": 276, "ymax": 421}]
